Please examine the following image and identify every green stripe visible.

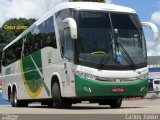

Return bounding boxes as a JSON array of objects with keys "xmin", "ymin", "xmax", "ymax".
[{"xmin": 22, "ymin": 50, "xmax": 50, "ymax": 96}]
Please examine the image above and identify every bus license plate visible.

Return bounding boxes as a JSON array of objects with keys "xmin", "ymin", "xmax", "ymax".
[{"xmin": 112, "ymin": 87, "xmax": 124, "ymax": 92}]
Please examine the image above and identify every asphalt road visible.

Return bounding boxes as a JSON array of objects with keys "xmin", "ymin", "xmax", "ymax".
[{"xmin": 0, "ymin": 93, "xmax": 159, "ymax": 120}]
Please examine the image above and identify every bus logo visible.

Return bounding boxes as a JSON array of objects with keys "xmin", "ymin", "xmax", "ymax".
[{"xmin": 116, "ymin": 79, "xmax": 121, "ymax": 84}]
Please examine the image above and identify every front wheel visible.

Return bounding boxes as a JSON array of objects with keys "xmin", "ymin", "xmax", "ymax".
[
  {"xmin": 109, "ymin": 98, "xmax": 122, "ymax": 109},
  {"xmin": 51, "ymin": 82, "xmax": 72, "ymax": 108}
]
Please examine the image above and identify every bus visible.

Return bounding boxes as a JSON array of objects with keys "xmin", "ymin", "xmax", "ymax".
[
  {"xmin": 1, "ymin": 2, "xmax": 158, "ymax": 108},
  {"xmin": 148, "ymin": 52, "xmax": 160, "ymax": 94}
]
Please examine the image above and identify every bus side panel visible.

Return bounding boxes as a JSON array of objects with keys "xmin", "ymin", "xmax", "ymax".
[
  {"xmin": 41, "ymin": 46, "xmax": 76, "ymax": 98},
  {"xmin": 41, "ymin": 47, "xmax": 63, "ymax": 98},
  {"xmin": 1, "ymin": 60, "xmax": 29, "ymax": 100},
  {"xmin": 1, "ymin": 66, "xmax": 9, "ymax": 100}
]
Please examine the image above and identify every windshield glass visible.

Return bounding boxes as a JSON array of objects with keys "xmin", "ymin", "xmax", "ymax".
[{"xmin": 76, "ymin": 11, "xmax": 147, "ymax": 70}]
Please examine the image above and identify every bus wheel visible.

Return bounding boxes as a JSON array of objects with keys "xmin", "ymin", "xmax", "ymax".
[
  {"xmin": 109, "ymin": 98, "xmax": 122, "ymax": 109},
  {"xmin": 52, "ymin": 82, "xmax": 72, "ymax": 108},
  {"xmin": 12, "ymin": 89, "xmax": 28, "ymax": 107},
  {"xmin": 8, "ymin": 91, "xmax": 12, "ymax": 102}
]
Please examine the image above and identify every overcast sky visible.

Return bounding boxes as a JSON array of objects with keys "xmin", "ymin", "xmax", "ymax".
[
  {"xmin": 0, "ymin": 0, "xmax": 111, "ymax": 27},
  {"xmin": 0, "ymin": 0, "xmax": 159, "ymax": 53},
  {"xmin": 0, "ymin": 0, "xmax": 67, "ymax": 27}
]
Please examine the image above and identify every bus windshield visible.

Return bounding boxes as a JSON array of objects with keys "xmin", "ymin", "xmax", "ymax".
[{"xmin": 76, "ymin": 11, "xmax": 147, "ymax": 70}]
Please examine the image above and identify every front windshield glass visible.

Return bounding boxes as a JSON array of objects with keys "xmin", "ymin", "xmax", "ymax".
[
  {"xmin": 111, "ymin": 13, "xmax": 147, "ymax": 65},
  {"xmin": 76, "ymin": 11, "xmax": 147, "ymax": 70}
]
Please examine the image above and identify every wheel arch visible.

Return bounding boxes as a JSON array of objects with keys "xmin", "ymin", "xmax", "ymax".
[
  {"xmin": 51, "ymin": 72, "xmax": 64, "ymax": 97},
  {"xmin": 7, "ymin": 84, "xmax": 12, "ymax": 101},
  {"xmin": 12, "ymin": 83, "xmax": 18, "ymax": 99}
]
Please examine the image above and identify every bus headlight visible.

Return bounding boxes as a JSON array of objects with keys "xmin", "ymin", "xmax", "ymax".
[
  {"xmin": 75, "ymin": 70, "xmax": 97, "ymax": 80},
  {"xmin": 137, "ymin": 73, "xmax": 149, "ymax": 80}
]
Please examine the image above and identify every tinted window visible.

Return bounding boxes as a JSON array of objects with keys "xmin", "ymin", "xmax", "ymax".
[
  {"xmin": 64, "ymin": 28, "xmax": 73, "ymax": 61},
  {"xmin": 24, "ymin": 16, "xmax": 57, "ymax": 56},
  {"xmin": 55, "ymin": 9, "xmax": 73, "ymax": 56},
  {"xmin": 2, "ymin": 40, "xmax": 23, "ymax": 66}
]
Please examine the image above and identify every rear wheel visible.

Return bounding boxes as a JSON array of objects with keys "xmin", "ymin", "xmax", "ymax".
[
  {"xmin": 8, "ymin": 91, "xmax": 12, "ymax": 102},
  {"xmin": 52, "ymin": 82, "xmax": 72, "ymax": 108},
  {"xmin": 109, "ymin": 98, "xmax": 122, "ymax": 109},
  {"xmin": 8, "ymin": 87, "xmax": 12, "ymax": 102},
  {"xmin": 12, "ymin": 89, "xmax": 28, "ymax": 107},
  {"xmin": 47, "ymin": 101, "xmax": 53, "ymax": 108}
]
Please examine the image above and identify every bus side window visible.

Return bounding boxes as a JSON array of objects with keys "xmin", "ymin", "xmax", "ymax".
[
  {"xmin": 23, "ymin": 35, "xmax": 30, "ymax": 56},
  {"xmin": 55, "ymin": 9, "xmax": 74, "ymax": 56},
  {"xmin": 2, "ymin": 52, "xmax": 6, "ymax": 66},
  {"xmin": 64, "ymin": 28, "xmax": 73, "ymax": 61},
  {"xmin": 6, "ymin": 49, "xmax": 10, "ymax": 65},
  {"xmin": 2, "ymin": 58, "xmax": 5, "ymax": 66},
  {"xmin": 42, "ymin": 17, "xmax": 57, "ymax": 48}
]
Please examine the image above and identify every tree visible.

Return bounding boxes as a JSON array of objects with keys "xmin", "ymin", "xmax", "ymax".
[{"xmin": 0, "ymin": 18, "xmax": 36, "ymax": 61}]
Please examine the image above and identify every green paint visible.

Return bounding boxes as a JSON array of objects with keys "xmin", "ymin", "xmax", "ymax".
[
  {"xmin": 41, "ymin": 80, "xmax": 50, "ymax": 96},
  {"xmin": 31, "ymin": 51, "xmax": 43, "ymax": 73},
  {"xmin": 75, "ymin": 75, "xmax": 148, "ymax": 97},
  {"xmin": 22, "ymin": 50, "xmax": 50, "ymax": 95},
  {"xmin": 5, "ymin": 67, "xmax": 11, "ymax": 75},
  {"xmin": 22, "ymin": 51, "xmax": 42, "ymax": 92}
]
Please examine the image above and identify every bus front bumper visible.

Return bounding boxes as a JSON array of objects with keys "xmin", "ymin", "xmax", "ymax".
[{"xmin": 75, "ymin": 75, "xmax": 148, "ymax": 98}]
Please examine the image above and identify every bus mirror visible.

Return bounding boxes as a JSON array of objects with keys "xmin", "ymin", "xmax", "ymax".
[
  {"xmin": 141, "ymin": 22, "xmax": 158, "ymax": 41},
  {"xmin": 63, "ymin": 18, "xmax": 77, "ymax": 39}
]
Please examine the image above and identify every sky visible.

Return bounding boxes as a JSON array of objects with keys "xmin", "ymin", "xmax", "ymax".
[
  {"xmin": 0, "ymin": 0, "xmax": 159, "ymax": 53},
  {"xmin": 112, "ymin": 0, "xmax": 160, "ymax": 54}
]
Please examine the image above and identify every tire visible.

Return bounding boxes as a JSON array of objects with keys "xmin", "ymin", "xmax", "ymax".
[
  {"xmin": 51, "ymin": 82, "xmax": 72, "ymax": 108},
  {"xmin": 109, "ymin": 98, "xmax": 122, "ymax": 109},
  {"xmin": 98, "ymin": 99, "xmax": 110, "ymax": 105},
  {"xmin": 47, "ymin": 101, "xmax": 53, "ymax": 108},
  {"xmin": 8, "ymin": 91, "xmax": 12, "ymax": 102},
  {"xmin": 8, "ymin": 88, "xmax": 12, "ymax": 102},
  {"xmin": 12, "ymin": 89, "xmax": 28, "ymax": 107}
]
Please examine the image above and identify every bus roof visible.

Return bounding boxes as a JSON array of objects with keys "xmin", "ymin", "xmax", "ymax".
[
  {"xmin": 3, "ymin": 2, "xmax": 136, "ymax": 51},
  {"xmin": 54, "ymin": 2, "xmax": 136, "ymax": 14}
]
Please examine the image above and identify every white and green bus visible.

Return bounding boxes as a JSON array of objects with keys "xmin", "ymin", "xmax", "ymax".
[{"xmin": 1, "ymin": 2, "xmax": 158, "ymax": 108}]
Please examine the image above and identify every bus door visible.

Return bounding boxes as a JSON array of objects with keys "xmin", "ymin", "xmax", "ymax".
[{"xmin": 63, "ymin": 28, "xmax": 75, "ymax": 96}]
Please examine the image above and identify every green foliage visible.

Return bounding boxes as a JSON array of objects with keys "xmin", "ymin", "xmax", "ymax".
[{"xmin": 0, "ymin": 18, "xmax": 36, "ymax": 61}]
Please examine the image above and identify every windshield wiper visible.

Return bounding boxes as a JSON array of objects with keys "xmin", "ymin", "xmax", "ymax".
[
  {"xmin": 116, "ymin": 39, "xmax": 136, "ymax": 70},
  {"xmin": 97, "ymin": 31, "xmax": 115, "ymax": 70},
  {"xmin": 114, "ymin": 28, "xmax": 136, "ymax": 70}
]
